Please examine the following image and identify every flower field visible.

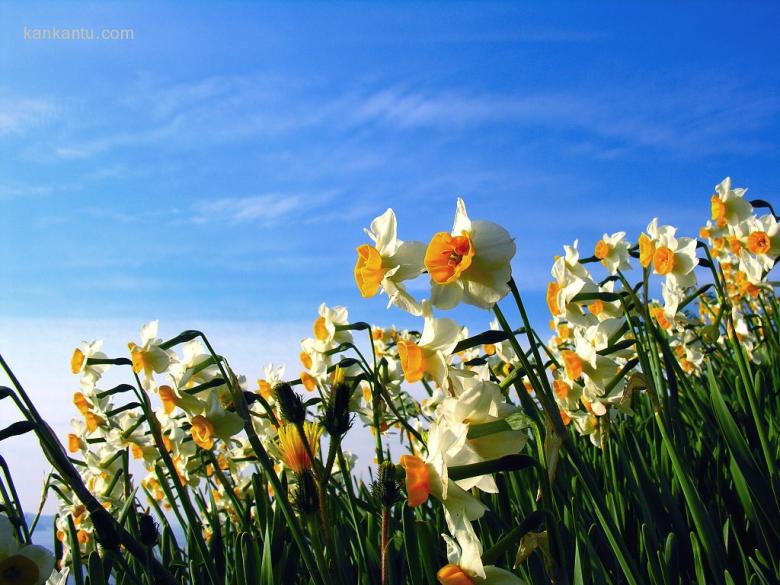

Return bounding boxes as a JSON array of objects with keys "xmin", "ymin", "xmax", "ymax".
[{"xmin": 1, "ymin": 177, "xmax": 779, "ymax": 585}]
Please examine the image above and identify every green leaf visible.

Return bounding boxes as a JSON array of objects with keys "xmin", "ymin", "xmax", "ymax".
[
  {"xmin": 482, "ymin": 509, "xmax": 546, "ymax": 564},
  {"xmin": 0, "ymin": 420, "xmax": 36, "ymax": 441},
  {"xmin": 452, "ymin": 330, "xmax": 510, "ymax": 353},
  {"xmin": 448, "ymin": 454, "xmax": 537, "ymax": 481}
]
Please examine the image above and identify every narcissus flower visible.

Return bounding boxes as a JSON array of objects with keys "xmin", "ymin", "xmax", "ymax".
[
  {"xmin": 69, "ymin": 340, "xmax": 109, "ymax": 389},
  {"xmin": 311, "ymin": 303, "xmax": 352, "ymax": 351},
  {"xmin": 710, "ymin": 177, "xmax": 752, "ymax": 229},
  {"xmin": 425, "ymin": 198, "xmax": 516, "ymax": 309},
  {"xmin": 641, "ymin": 219, "xmax": 698, "ymax": 288},
  {"xmin": 355, "ymin": 209, "xmax": 427, "ymax": 315},
  {"xmin": 397, "ymin": 302, "xmax": 462, "ymax": 387},
  {"xmin": 128, "ymin": 321, "xmax": 172, "ymax": 390},
  {"xmin": 0, "ymin": 515, "xmax": 55, "ymax": 585},
  {"xmin": 593, "ymin": 231, "xmax": 631, "ymax": 275}
]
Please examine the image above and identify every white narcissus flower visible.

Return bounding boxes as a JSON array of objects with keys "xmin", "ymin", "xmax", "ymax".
[
  {"xmin": 593, "ymin": 231, "xmax": 631, "ymax": 275},
  {"xmin": 711, "ymin": 177, "xmax": 752, "ymax": 229},
  {"xmin": 547, "ymin": 240, "xmax": 599, "ymax": 328},
  {"xmin": 734, "ymin": 214, "xmax": 780, "ymax": 282},
  {"xmin": 438, "ymin": 533, "xmax": 524, "ymax": 584},
  {"xmin": 355, "ymin": 208, "xmax": 427, "ymax": 316},
  {"xmin": 397, "ymin": 302, "xmax": 462, "ymax": 388},
  {"xmin": 399, "ymin": 423, "xmax": 488, "ymax": 552},
  {"xmin": 128, "ymin": 321, "xmax": 173, "ymax": 390},
  {"xmin": 437, "ymin": 374, "xmax": 528, "ymax": 493},
  {"xmin": 311, "ymin": 303, "xmax": 353, "ymax": 352},
  {"xmin": 69, "ymin": 340, "xmax": 109, "ymax": 389},
  {"xmin": 0, "ymin": 515, "xmax": 55, "ymax": 585},
  {"xmin": 425, "ymin": 198, "xmax": 516, "ymax": 310},
  {"xmin": 640, "ymin": 219, "xmax": 698, "ymax": 288}
]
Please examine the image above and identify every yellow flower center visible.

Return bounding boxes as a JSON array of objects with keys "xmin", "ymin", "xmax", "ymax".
[
  {"xmin": 436, "ymin": 564, "xmax": 475, "ymax": 585},
  {"xmin": 68, "ymin": 433, "xmax": 80, "ymax": 453},
  {"xmin": 354, "ymin": 244, "xmax": 388, "ymax": 297},
  {"xmin": 0, "ymin": 553, "xmax": 40, "ymax": 585},
  {"xmin": 553, "ymin": 379, "xmax": 570, "ymax": 400},
  {"xmin": 158, "ymin": 385, "xmax": 177, "ymax": 415},
  {"xmin": 562, "ymin": 350, "xmax": 583, "ymax": 380},
  {"xmin": 546, "ymin": 281, "xmax": 561, "ymax": 316},
  {"xmin": 650, "ymin": 306, "xmax": 673, "ymax": 330},
  {"xmin": 257, "ymin": 379, "xmax": 272, "ymax": 399},
  {"xmin": 300, "ymin": 351, "xmax": 313, "ymax": 370},
  {"xmin": 399, "ymin": 454, "xmax": 431, "ymax": 507},
  {"xmin": 653, "ymin": 246, "xmax": 675, "ymax": 275},
  {"xmin": 424, "ymin": 232, "xmax": 475, "ymax": 284},
  {"xmin": 300, "ymin": 371, "xmax": 317, "ymax": 391},
  {"xmin": 191, "ymin": 415, "xmax": 215, "ymax": 450},
  {"xmin": 747, "ymin": 231, "xmax": 771, "ymax": 255},
  {"xmin": 711, "ymin": 195, "xmax": 727, "ymax": 228},
  {"xmin": 589, "ymin": 300, "xmax": 605, "ymax": 316},
  {"xmin": 277, "ymin": 422, "xmax": 322, "ymax": 473},
  {"xmin": 594, "ymin": 239, "xmax": 611, "ymax": 260},
  {"xmin": 70, "ymin": 348, "xmax": 86, "ymax": 374},
  {"xmin": 727, "ymin": 237, "xmax": 742, "ymax": 254},
  {"xmin": 313, "ymin": 317, "xmax": 330, "ymax": 342},
  {"xmin": 639, "ymin": 233, "xmax": 655, "ymax": 268},
  {"xmin": 397, "ymin": 340, "xmax": 425, "ymax": 383},
  {"xmin": 73, "ymin": 392, "xmax": 91, "ymax": 415}
]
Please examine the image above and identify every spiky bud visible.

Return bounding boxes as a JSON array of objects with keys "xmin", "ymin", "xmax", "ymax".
[
  {"xmin": 293, "ymin": 470, "xmax": 319, "ymax": 515},
  {"xmin": 372, "ymin": 461, "xmax": 400, "ymax": 508},
  {"xmin": 273, "ymin": 382, "xmax": 306, "ymax": 425},
  {"xmin": 321, "ymin": 382, "xmax": 354, "ymax": 438},
  {"xmin": 139, "ymin": 512, "xmax": 159, "ymax": 547}
]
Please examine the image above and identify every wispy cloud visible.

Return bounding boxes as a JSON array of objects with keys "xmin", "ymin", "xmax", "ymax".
[
  {"xmin": 191, "ymin": 191, "xmax": 338, "ymax": 225},
  {"xmin": 0, "ymin": 95, "xmax": 58, "ymax": 138}
]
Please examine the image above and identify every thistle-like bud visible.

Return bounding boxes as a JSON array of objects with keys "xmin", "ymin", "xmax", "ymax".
[
  {"xmin": 273, "ymin": 382, "xmax": 306, "ymax": 425},
  {"xmin": 372, "ymin": 461, "xmax": 400, "ymax": 508},
  {"xmin": 321, "ymin": 382, "xmax": 354, "ymax": 438},
  {"xmin": 139, "ymin": 511, "xmax": 159, "ymax": 547},
  {"xmin": 293, "ymin": 470, "xmax": 319, "ymax": 515}
]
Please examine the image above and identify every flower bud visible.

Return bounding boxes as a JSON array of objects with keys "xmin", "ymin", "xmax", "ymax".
[
  {"xmin": 372, "ymin": 461, "xmax": 400, "ymax": 508},
  {"xmin": 139, "ymin": 512, "xmax": 159, "ymax": 547},
  {"xmin": 293, "ymin": 470, "xmax": 319, "ymax": 515},
  {"xmin": 273, "ymin": 382, "xmax": 306, "ymax": 425},
  {"xmin": 321, "ymin": 382, "xmax": 353, "ymax": 438}
]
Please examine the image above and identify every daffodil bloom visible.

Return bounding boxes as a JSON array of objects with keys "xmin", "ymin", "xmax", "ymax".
[
  {"xmin": 400, "ymin": 423, "xmax": 488, "ymax": 545},
  {"xmin": 437, "ymin": 374, "xmax": 528, "ymax": 493},
  {"xmin": 276, "ymin": 421, "xmax": 323, "ymax": 473},
  {"xmin": 355, "ymin": 208, "xmax": 427, "ymax": 315},
  {"xmin": 169, "ymin": 339, "xmax": 219, "ymax": 390},
  {"xmin": 641, "ymin": 219, "xmax": 698, "ymax": 288},
  {"xmin": 438, "ymin": 534, "xmax": 524, "ymax": 584},
  {"xmin": 397, "ymin": 302, "xmax": 462, "ymax": 387},
  {"xmin": 311, "ymin": 303, "xmax": 352, "ymax": 352},
  {"xmin": 547, "ymin": 241, "xmax": 599, "ymax": 327},
  {"xmin": 733, "ymin": 214, "xmax": 780, "ymax": 282},
  {"xmin": 69, "ymin": 340, "xmax": 109, "ymax": 389},
  {"xmin": 710, "ymin": 177, "xmax": 752, "ymax": 229},
  {"xmin": 593, "ymin": 231, "xmax": 631, "ymax": 275},
  {"xmin": 127, "ymin": 321, "xmax": 173, "ymax": 390},
  {"xmin": 0, "ymin": 515, "xmax": 55, "ymax": 585},
  {"xmin": 157, "ymin": 384, "xmax": 204, "ymax": 416},
  {"xmin": 425, "ymin": 198, "xmax": 516, "ymax": 310},
  {"xmin": 188, "ymin": 393, "xmax": 243, "ymax": 451}
]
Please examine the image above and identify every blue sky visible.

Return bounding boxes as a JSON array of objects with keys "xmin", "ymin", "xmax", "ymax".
[{"xmin": 1, "ymin": 1, "xmax": 779, "ymax": 509}]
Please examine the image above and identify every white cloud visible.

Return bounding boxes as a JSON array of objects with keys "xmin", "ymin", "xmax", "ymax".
[{"xmin": 0, "ymin": 96, "xmax": 58, "ymax": 138}]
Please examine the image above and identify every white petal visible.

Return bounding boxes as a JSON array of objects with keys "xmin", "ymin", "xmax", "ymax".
[{"xmin": 452, "ymin": 198, "xmax": 472, "ymax": 235}]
